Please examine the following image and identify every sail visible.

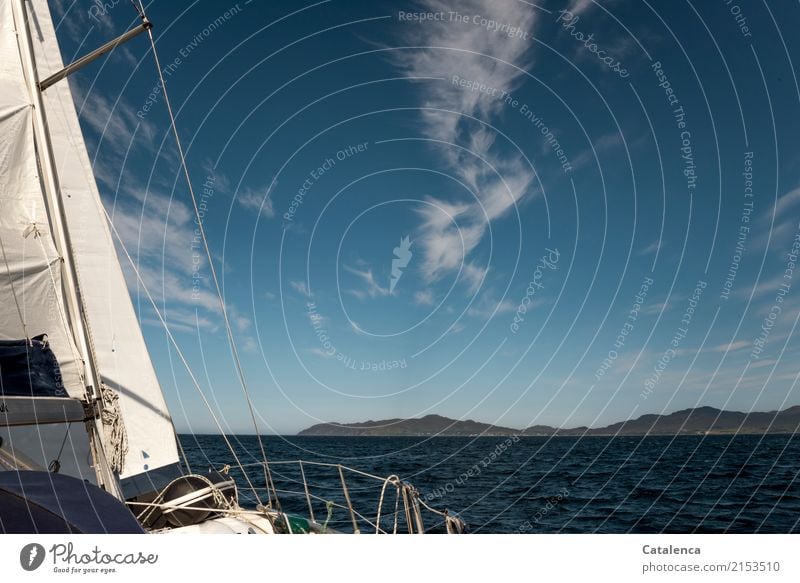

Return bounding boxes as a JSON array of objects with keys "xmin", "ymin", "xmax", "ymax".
[
  {"xmin": 0, "ymin": 0, "xmax": 84, "ymax": 399},
  {"xmin": 21, "ymin": 0, "xmax": 181, "ymax": 491}
]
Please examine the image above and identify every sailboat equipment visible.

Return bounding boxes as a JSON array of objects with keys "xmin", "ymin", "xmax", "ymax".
[
  {"xmin": 10, "ymin": 0, "xmax": 120, "ymax": 498},
  {"xmin": 38, "ymin": 14, "xmax": 151, "ymax": 92},
  {"xmin": 134, "ymin": 0, "xmax": 281, "ymax": 511},
  {"xmin": 229, "ymin": 460, "xmax": 467, "ymax": 534}
]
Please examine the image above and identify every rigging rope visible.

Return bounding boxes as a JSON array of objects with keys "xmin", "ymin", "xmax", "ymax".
[
  {"xmin": 48, "ymin": 421, "xmax": 71, "ymax": 473},
  {"xmin": 375, "ymin": 474, "xmax": 401, "ymax": 534},
  {"xmin": 136, "ymin": 1, "xmax": 280, "ymax": 511}
]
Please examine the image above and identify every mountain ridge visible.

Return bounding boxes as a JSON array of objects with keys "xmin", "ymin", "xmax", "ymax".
[{"xmin": 297, "ymin": 406, "xmax": 800, "ymax": 436}]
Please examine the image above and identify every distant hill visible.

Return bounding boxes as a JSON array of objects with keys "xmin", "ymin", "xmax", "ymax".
[
  {"xmin": 298, "ymin": 406, "xmax": 800, "ymax": 436},
  {"xmin": 298, "ymin": 414, "xmax": 517, "ymax": 436},
  {"xmin": 571, "ymin": 406, "xmax": 800, "ymax": 436}
]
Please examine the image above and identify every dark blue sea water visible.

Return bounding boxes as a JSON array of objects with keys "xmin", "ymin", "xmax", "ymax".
[{"xmin": 179, "ymin": 434, "xmax": 800, "ymax": 533}]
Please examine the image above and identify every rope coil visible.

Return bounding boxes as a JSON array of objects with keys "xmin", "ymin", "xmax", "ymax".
[{"xmin": 99, "ymin": 383, "xmax": 128, "ymax": 473}]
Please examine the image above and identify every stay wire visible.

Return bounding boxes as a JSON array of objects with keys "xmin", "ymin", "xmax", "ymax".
[{"xmin": 133, "ymin": 1, "xmax": 281, "ymax": 511}]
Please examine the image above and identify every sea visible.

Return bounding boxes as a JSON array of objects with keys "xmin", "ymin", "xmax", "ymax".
[{"xmin": 179, "ymin": 434, "xmax": 800, "ymax": 533}]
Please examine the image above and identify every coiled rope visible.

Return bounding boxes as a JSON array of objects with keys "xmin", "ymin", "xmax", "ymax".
[{"xmin": 99, "ymin": 382, "xmax": 128, "ymax": 473}]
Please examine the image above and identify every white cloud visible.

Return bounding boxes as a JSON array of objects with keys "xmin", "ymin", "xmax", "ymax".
[
  {"xmin": 109, "ymin": 188, "xmax": 198, "ymax": 277},
  {"xmin": 749, "ymin": 358, "xmax": 778, "ymax": 369},
  {"xmin": 751, "ymin": 185, "xmax": 800, "ymax": 253},
  {"xmin": 746, "ymin": 274, "xmax": 786, "ymax": 299},
  {"xmin": 466, "ymin": 294, "xmax": 517, "ymax": 319},
  {"xmin": 231, "ymin": 309, "xmax": 252, "ymax": 332},
  {"xmin": 394, "ymin": 0, "xmax": 535, "ymax": 152},
  {"xmin": 290, "ymin": 280, "xmax": 311, "ymax": 297},
  {"xmin": 448, "ymin": 322, "xmax": 466, "ymax": 334},
  {"xmin": 201, "ymin": 161, "xmax": 232, "ymax": 195},
  {"xmin": 706, "ymin": 340, "xmax": 750, "ymax": 353},
  {"xmin": 110, "ymin": 184, "xmax": 257, "ymax": 346},
  {"xmin": 237, "ymin": 180, "xmax": 276, "ymax": 218},
  {"xmin": 57, "ymin": 17, "xmax": 258, "ymax": 347},
  {"xmin": 774, "ymin": 186, "xmax": 800, "ymax": 217},
  {"xmin": 639, "ymin": 240, "xmax": 661, "ymax": 256},
  {"xmin": 639, "ymin": 302, "xmax": 669, "ymax": 316},
  {"xmin": 567, "ymin": 0, "xmax": 594, "ymax": 15},
  {"xmin": 461, "ymin": 262, "xmax": 488, "ymax": 294},
  {"xmin": 307, "ymin": 309, "xmax": 330, "ymax": 327},
  {"xmin": 240, "ymin": 336, "xmax": 259, "ymax": 353},
  {"xmin": 71, "ymin": 81, "xmax": 159, "ymax": 163},
  {"xmin": 414, "ymin": 289, "xmax": 435, "ymax": 306},
  {"xmin": 413, "ymin": 206, "xmax": 485, "ymax": 280},
  {"xmin": 141, "ymin": 309, "xmax": 218, "ymax": 334},
  {"xmin": 350, "ymin": 320, "xmax": 368, "ymax": 335},
  {"xmin": 51, "ymin": 0, "xmax": 130, "ymax": 54},
  {"xmin": 570, "ymin": 131, "xmax": 625, "ymax": 171},
  {"xmin": 344, "ymin": 265, "xmax": 389, "ymax": 299},
  {"xmin": 395, "ymin": 0, "xmax": 537, "ymax": 283}
]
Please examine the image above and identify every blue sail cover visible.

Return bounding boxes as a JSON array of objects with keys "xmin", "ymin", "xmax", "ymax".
[
  {"xmin": 0, "ymin": 471, "xmax": 144, "ymax": 533},
  {"xmin": 0, "ymin": 335, "xmax": 67, "ymax": 397}
]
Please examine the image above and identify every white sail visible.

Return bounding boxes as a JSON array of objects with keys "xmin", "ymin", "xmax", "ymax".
[
  {"xmin": 0, "ymin": 0, "xmax": 84, "ymax": 398},
  {"xmin": 28, "ymin": 0, "xmax": 181, "ymax": 490},
  {"xmin": 2, "ymin": 0, "xmax": 181, "ymax": 493}
]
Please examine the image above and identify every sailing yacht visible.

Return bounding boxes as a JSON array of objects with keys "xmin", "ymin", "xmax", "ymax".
[{"xmin": 0, "ymin": 0, "xmax": 464, "ymax": 535}]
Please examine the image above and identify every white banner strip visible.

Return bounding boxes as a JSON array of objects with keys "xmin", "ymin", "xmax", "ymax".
[{"xmin": 1, "ymin": 534, "xmax": 798, "ymax": 582}]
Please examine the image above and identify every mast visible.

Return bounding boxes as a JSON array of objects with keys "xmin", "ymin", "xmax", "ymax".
[{"xmin": 11, "ymin": 0, "xmax": 121, "ymax": 498}]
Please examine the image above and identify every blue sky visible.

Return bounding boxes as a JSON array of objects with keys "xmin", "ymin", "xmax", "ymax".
[{"xmin": 51, "ymin": 0, "xmax": 800, "ymax": 434}]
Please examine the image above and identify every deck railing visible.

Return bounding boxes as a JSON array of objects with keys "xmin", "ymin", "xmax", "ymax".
[{"xmin": 233, "ymin": 459, "xmax": 466, "ymax": 534}]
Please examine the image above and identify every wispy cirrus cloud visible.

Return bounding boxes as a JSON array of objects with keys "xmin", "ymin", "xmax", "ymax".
[
  {"xmin": 413, "ymin": 289, "xmax": 435, "ymax": 306},
  {"xmin": 71, "ymin": 82, "xmax": 160, "ymax": 163},
  {"xmin": 565, "ymin": 0, "xmax": 625, "ymax": 17},
  {"xmin": 309, "ymin": 347, "xmax": 334, "ymax": 358},
  {"xmin": 639, "ymin": 240, "xmax": 661, "ymax": 256},
  {"xmin": 67, "ymin": 47, "xmax": 251, "ymax": 342},
  {"xmin": 141, "ymin": 308, "xmax": 219, "ymax": 335},
  {"xmin": 461, "ymin": 262, "xmax": 488, "ymax": 294},
  {"xmin": 394, "ymin": 0, "xmax": 538, "ymax": 290},
  {"xmin": 237, "ymin": 180, "xmax": 276, "ymax": 218},
  {"xmin": 344, "ymin": 265, "xmax": 389, "ymax": 299},
  {"xmin": 567, "ymin": 0, "xmax": 595, "ymax": 15},
  {"xmin": 110, "ymin": 185, "xmax": 256, "ymax": 343},
  {"xmin": 705, "ymin": 340, "xmax": 750, "ymax": 353},
  {"xmin": 289, "ymin": 280, "xmax": 311, "ymax": 297},
  {"xmin": 466, "ymin": 295, "xmax": 516, "ymax": 319},
  {"xmin": 751, "ymin": 185, "xmax": 800, "ymax": 254},
  {"xmin": 570, "ymin": 130, "xmax": 625, "ymax": 170}
]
